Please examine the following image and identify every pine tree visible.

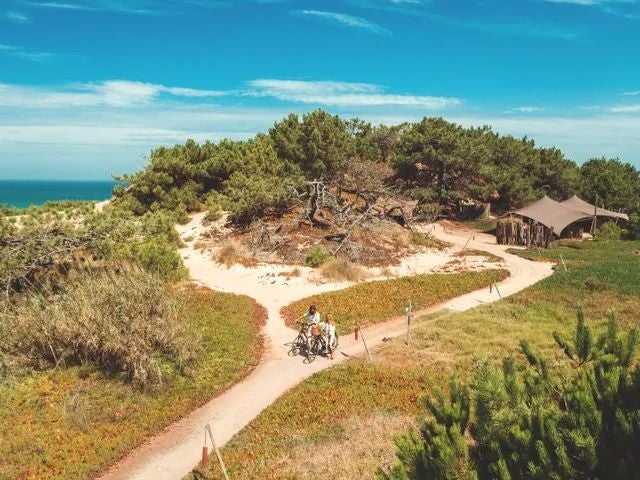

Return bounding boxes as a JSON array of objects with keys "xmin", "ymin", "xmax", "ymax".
[{"xmin": 383, "ymin": 311, "xmax": 640, "ymax": 479}]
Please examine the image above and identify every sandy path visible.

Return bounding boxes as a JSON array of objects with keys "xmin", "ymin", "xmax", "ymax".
[{"xmin": 98, "ymin": 220, "xmax": 553, "ymax": 480}]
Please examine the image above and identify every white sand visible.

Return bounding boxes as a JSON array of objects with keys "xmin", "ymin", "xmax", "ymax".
[{"xmin": 99, "ymin": 218, "xmax": 553, "ymax": 480}]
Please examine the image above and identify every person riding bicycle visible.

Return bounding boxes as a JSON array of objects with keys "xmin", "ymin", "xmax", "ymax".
[
  {"xmin": 304, "ymin": 304, "xmax": 321, "ymax": 348},
  {"xmin": 324, "ymin": 313, "xmax": 337, "ymax": 360},
  {"xmin": 304, "ymin": 304, "xmax": 320, "ymax": 328}
]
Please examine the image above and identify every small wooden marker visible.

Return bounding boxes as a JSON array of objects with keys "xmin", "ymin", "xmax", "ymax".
[{"xmin": 201, "ymin": 446, "xmax": 208, "ymax": 468}]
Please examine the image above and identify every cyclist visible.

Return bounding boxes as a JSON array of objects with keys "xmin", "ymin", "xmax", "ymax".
[{"xmin": 304, "ymin": 304, "xmax": 321, "ymax": 350}]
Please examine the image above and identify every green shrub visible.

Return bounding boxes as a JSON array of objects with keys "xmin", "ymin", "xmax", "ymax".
[
  {"xmin": 304, "ymin": 245, "xmax": 332, "ymax": 267},
  {"xmin": 381, "ymin": 312, "xmax": 640, "ymax": 480},
  {"xmin": 627, "ymin": 213, "xmax": 640, "ymax": 240},
  {"xmin": 594, "ymin": 220, "xmax": 625, "ymax": 241},
  {"xmin": 0, "ymin": 270, "xmax": 195, "ymax": 388},
  {"xmin": 135, "ymin": 238, "xmax": 188, "ymax": 282}
]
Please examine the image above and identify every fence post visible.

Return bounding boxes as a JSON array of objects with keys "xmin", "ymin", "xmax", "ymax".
[
  {"xmin": 360, "ymin": 329, "xmax": 373, "ymax": 362},
  {"xmin": 201, "ymin": 430, "xmax": 209, "ymax": 468},
  {"xmin": 559, "ymin": 254, "xmax": 567, "ymax": 272},
  {"xmin": 405, "ymin": 299, "xmax": 414, "ymax": 346},
  {"xmin": 205, "ymin": 424, "xmax": 230, "ymax": 480}
]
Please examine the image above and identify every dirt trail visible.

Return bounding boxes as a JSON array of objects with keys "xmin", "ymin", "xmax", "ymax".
[{"xmin": 98, "ymin": 221, "xmax": 553, "ymax": 480}]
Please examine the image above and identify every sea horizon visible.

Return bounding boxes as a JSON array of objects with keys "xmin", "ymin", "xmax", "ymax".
[{"xmin": 0, "ymin": 179, "xmax": 117, "ymax": 209}]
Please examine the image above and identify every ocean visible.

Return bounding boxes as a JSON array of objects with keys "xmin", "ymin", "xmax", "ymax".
[{"xmin": 0, "ymin": 180, "xmax": 116, "ymax": 209}]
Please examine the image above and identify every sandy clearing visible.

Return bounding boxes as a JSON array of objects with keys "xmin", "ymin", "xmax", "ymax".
[{"xmin": 97, "ymin": 219, "xmax": 553, "ymax": 480}]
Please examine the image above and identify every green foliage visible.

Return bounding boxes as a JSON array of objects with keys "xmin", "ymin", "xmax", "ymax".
[
  {"xmin": 393, "ymin": 118, "xmax": 580, "ymax": 211},
  {"xmin": 269, "ymin": 109, "xmax": 354, "ymax": 179},
  {"xmin": 383, "ymin": 312, "xmax": 640, "ymax": 480},
  {"xmin": 113, "ymin": 111, "xmax": 639, "ymax": 226},
  {"xmin": 626, "ymin": 213, "xmax": 640, "ymax": 240},
  {"xmin": 134, "ymin": 238, "xmax": 187, "ymax": 282},
  {"xmin": 594, "ymin": 221, "xmax": 625, "ymax": 241},
  {"xmin": 580, "ymin": 158, "xmax": 640, "ymax": 213},
  {"xmin": 0, "ymin": 270, "xmax": 193, "ymax": 388},
  {"xmin": 304, "ymin": 245, "xmax": 332, "ymax": 267}
]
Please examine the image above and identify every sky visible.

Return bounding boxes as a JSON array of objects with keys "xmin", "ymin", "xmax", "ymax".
[{"xmin": 1, "ymin": 0, "xmax": 639, "ymax": 180}]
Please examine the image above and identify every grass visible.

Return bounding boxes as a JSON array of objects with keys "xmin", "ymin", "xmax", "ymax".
[
  {"xmin": 214, "ymin": 241, "xmax": 254, "ymax": 267},
  {"xmin": 454, "ymin": 217, "xmax": 497, "ymax": 234},
  {"xmin": 410, "ymin": 230, "xmax": 449, "ymax": 249},
  {"xmin": 282, "ymin": 269, "xmax": 508, "ymax": 335},
  {"xmin": 319, "ymin": 258, "xmax": 367, "ymax": 282},
  {"xmin": 0, "ymin": 285, "xmax": 266, "ymax": 480},
  {"xmin": 455, "ymin": 249, "xmax": 504, "ymax": 263},
  {"xmin": 188, "ymin": 363, "xmax": 426, "ymax": 480},
  {"xmin": 200, "ymin": 240, "xmax": 640, "ymax": 480}
]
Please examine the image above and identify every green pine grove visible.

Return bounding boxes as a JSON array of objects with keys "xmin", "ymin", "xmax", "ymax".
[{"xmin": 112, "ymin": 110, "xmax": 640, "ymax": 234}]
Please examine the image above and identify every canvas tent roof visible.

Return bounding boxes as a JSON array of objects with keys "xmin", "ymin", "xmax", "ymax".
[
  {"xmin": 506, "ymin": 196, "xmax": 591, "ymax": 235},
  {"xmin": 504, "ymin": 195, "xmax": 629, "ymax": 236},
  {"xmin": 561, "ymin": 195, "xmax": 629, "ymax": 221}
]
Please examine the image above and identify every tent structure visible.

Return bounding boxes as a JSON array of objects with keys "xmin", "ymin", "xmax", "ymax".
[
  {"xmin": 561, "ymin": 195, "xmax": 629, "ymax": 222},
  {"xmin": 497, "ymin": 195, "xmax": 629, "ymax": 246}
]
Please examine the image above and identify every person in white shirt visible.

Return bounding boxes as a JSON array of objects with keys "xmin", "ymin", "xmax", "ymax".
[
  {"xmin": 304, "ymin": 304, "xmax": 321, "ymax": 327},
  {"xmin": 304, "ymin": 304, "xmax": 321, "ymax": 350},
  {"xmin": 324, "ymin": 314, "xmax": 337, "ymax": 360}
]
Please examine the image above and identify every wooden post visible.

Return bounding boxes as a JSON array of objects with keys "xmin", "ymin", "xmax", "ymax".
[
  {"xmin": 494, "ymin": 282, "xmax": 502, "ymax": 299},
  {"xmin": 462, "ymin": 235, "xmax": 473, "ymax": 250},
  {"xmin": 205, "ymin": 424, "xmax": 230, "ymax": 480},
  {"xmin": 559, "ymin": 254, "xmax": 567, "ymax": 272},
  {"xmin": 360, "ymin": 330, "xmax": 373, "ymax": 361},
  {"xmin": 591, "ymin": 193, "xmax": 598, "ymax": 234},
  {"xmin": 405, "ymin": 299, "xmax": 414, "ymax": 346}
]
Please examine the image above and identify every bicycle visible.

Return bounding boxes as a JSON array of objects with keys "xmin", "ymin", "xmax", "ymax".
[
  {"xmin": 288, "ymin": 321, "xmax": 309, "ymax": 357},
  {"xmin": 305, "ymin": 325, "xmax": 340, "ymax": 363}
]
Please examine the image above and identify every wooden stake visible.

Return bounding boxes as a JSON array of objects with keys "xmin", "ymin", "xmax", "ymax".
[
  {"xmin": 406, "ymin": 299, "xmax": 414, "ymax": 346},
  {"xmin": 494, "ymin": 282, "xmax": 502, "ymax": 299},
  {"xmin": 559, "ymin": 254, "xmax": 567, "ymax": 272},
  {"xmin": 201, "ymin": 446, "xmax": 209, "ymax": 468},
  {"xmin": 360, "ymin": 330, "xmax": 373, "ymax": 361},
  {"xmin": 205, "ymin": 424, "xmax": 229, "ymax": 480}
]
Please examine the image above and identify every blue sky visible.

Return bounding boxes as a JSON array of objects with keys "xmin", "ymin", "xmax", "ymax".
[{"xmin": 1, "ymin": 0, "xmax": 639, "ymax": 179}]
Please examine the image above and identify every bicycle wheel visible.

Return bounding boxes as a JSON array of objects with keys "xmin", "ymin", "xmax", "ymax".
[
  {"xmin": 289, "ymin": 332, "xmax": 305, "ymax": 356},
  {"xmin": 305, "ymin": 337, "xmax": 320, "ymax": 363}
]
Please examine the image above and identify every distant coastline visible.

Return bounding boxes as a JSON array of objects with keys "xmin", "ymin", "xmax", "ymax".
[{"xmin": 0, "ymin": 179, "xmax": 116, "ymax": 209}]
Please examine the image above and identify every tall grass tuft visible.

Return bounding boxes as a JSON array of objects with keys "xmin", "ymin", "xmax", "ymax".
[{"xmin": 0, "ymin": 269, "xmax": 196, "ymax": 389}]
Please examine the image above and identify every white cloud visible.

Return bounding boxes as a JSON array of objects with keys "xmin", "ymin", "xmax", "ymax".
[
  {"xmin": 0, "ymin": 44, "xmax": 52, "ymax": 61},
  {"xmin": 296, "ymin": 10, "xmax": 392, "ymax": 35},
  {"xmin": 621, "ymin": 90, "xmax": 640, "ymax": 96},
  {"xmin": 5, "ymin": 10, "xmax": 29, "ymax": 22},
  {"xmin": 247, "ymin": 79, "xmax": 461, "ymax": 108},
  {"xmin": 0, "ymin": 80, "xmax": 228, "ymax": 108},
  {"xmin": 507, "ymin": 106, "xmax": 546, "ymax": 113},
  {"xmin": 610, "ymin": 104, "xmax": 640, "ymax": 113}
]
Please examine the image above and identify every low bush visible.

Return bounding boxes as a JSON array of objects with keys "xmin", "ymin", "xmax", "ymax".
[
  {"xmin": 594, "ymin": 220, "xmax": 624, "ymax": 241},
  {"xmin": 627, "ymin": 213, "xmax": 640, "ymax": 240},
  {"xmin": 411, "ymin": 231, "xmax": 446, "ymax": 249},
  {"xmin": 0, "ymin": 270, "xmax": 194, "ymax": 388},
  {"xmin": 304, "ymin": 245, "xmax": 332, "ymax": 267},
  {"xmin": 135, "ymin": 238, "xmax": 188, "ymax": 282},
  {"xmin": 215, "ymin": 240, "xmax": 253, "ymax": 267},
  {"xmin": 319, "ymin": 258, "xmax": 367, "ymax": 282}
]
